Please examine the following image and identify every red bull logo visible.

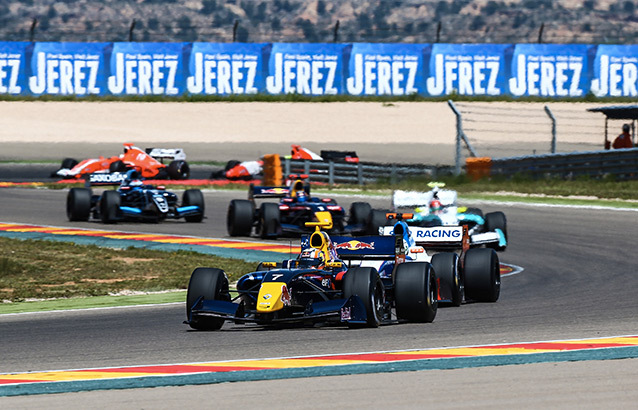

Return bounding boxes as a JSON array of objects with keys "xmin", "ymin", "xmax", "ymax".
[
  {"xmin": 334, "ymin": 240, "xmax": 375, "ymax": 250},
  {"xmin": 262, "ymin": 188, "xmax": 288, "ymax": 194}
]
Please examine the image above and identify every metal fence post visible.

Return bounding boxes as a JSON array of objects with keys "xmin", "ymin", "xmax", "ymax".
[
  {"xmin": 284, "ymin": 157, "xmax": 291, "ymax": 177},
  {"xmin": 544, "ymin": 105, "xmax": 557, "ymax": 154},
  {"xmin": 357, "ymin": 163, "xmax": 363, "ymax": 185},
  {"xmin": 304, "ymin": 160, "xmax": 310, "ymax": 176},
  {"xmin": 328, "ymin": 160, "xmax": 334, "ymax": 187},
  {"xmin": 447, "ymin": 100, "xmax": 478, "ymax": 175}
]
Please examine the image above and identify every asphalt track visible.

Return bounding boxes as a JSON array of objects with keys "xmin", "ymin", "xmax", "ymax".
[{"xmin": 1, "ymin": 187, "xmax": 638, "ymax": 407}]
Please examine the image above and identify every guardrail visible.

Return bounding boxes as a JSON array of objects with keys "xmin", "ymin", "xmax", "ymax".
[
  {"xmin": 282, "ymin": 158, "xmax": 455, "ymax": 185},
  {"xmin": 491, "ymin": 148, "xmax": 638, "ymax": 179}
]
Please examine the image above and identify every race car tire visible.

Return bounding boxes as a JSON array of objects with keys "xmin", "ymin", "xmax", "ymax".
[
  {"xmin": 109, "ymin": 160, "xmax": 128, "ymax": 173},
  {"xmin": 227, "ymin": 199, "xmax": 254, "ymax": 236},
  {"xmin": 186, "ymin": 267, "xmax": 230, "ymax": 331},
  {"xmin": 183, "ymin": 189, "xmax": 205, "ymax": 222},
  {"xmin": 394, "ymin": 262, "xmax": 437, "ymax": 323},
  {"xmin": 342, "ymin": 267, "xmax": 384, "ymax": 328},
  {"xmin": 485, "ymin": 211, "xmax": 507, "ymax": 251},
  {"xmin": 61, "ymin": 158, "xmax": 78, "ymax": 170},
  {"xmin": 366, "ymin": 209, "xmax": 388, "ymax": 235},
  {"xmin": 259, "ymin": 202, "xmax": 280, "ymax": 239},
  {"xmin": 349, "ymin": 202, "xmax": 371, "ymax": 226},
  {"xmin": 464, "ymin": 248, "xmax": 500, "ymax": 303},
  {"xmin": 224, "ymin": 160, "xmax": 241, "ymax": 171},
  {"xmin": 431, "ymin": 252, "xmax": 463, "ymax": 307},
  {"xmin": 167, "ymin": 160, "xmax": 190, "ymax": 180},
  {"xmin": 465, "ymin": 207, "xmax": 484, "ymax": 218},
  {"xmin": 100, "ymin": 190, "xmax": 121, "ymax": 224},
  {"xmin": 67, "ymin": 188, "xmax": 91, "ymax": 221}
]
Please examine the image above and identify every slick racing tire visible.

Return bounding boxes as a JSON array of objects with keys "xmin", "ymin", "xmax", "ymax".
[
  {"xmin": 183, "ymin": 189, "xmax": 205, "ymax": 222},
  {"xmin": 227, "ymin": 199, "xmax": 254, "ymax": 236},
  {"xmin": 366, "ymin": 209, "xmax": 388, "ymax": 235},
  {"xmin": 431, "ymin": 252, "xmax": 463, "ymax": 307},
  {"xmin": 464, "ymin": 207, "xmax": 484, "ymax": 218},
  {"xmin": 349, "ymin": 202, "xmax": 371, "ymax": 227},
  {"xmin": 394, "ymin": 262, "xmax": 437, "ymax": 323},
  {"xmin": 167, "ymin": 160, "xmax": 190, "ymax": 180},
  {"xmin": 343, "ymin": 267, "xmax": 384, "ymax": 328},
  {"xmin": 224, "ymin": 160, "xmax": 241, "ymax": 171},
  {"xmin": 464, "ymin": 248, "xmax": 500, "ymax": 303},
  {"xmin": 100, "ymin": 190, "xmax": 121, "ymax": 224},
  {"xmin": 109, "ymin": 160, "xmax": 128, "ymax": 173},
  {"xmin": 485, "ymin": 211, "xmax": 507, "ymax": 251},
  {"xmin": 186, "ymin": 267, "xmax": 230, "ymax": 331},
  {"xmin": 61, "ymin": 158, "xmax": 78, "ymax": 170},
  {"xmin": 67, "ymin": 188, "xmax": 91, "ymax": 221},
  {"xmin": 259, "ymin": 202, "xmax": 280, "ymax": 239}
]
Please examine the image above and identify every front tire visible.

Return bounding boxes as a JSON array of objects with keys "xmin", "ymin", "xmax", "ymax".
[
  {"xmin": 67, "ymin": 188, "xmax": 91, "ymax": 221},
  {"xmin": 464, "ymin": 248, "xmax": 500, "ymax": 303},
  {"xmin": 394, "ymin": 262, "xmax": 437, "ymax": 323},
  {"xmin": 366, "ymin": 209, "xmax": 388, "ymax": 235},
  {"xmin": 100, "ymin": 190, "xmax": 121, "ymax": 224},
  {"xmin": 342, "ymin": 267, "xmax": 384, "ymax": 327},
  {"xmin": 349, "ymin": 202, "xmax": 371, "ymax": 227},
  {"xmin": 485, "ymin": 211, "xmax": 507, "ymax": 251},
  {"xmin": 167, "ymin": 160, "xmax": 190, "ymax": 180},
  {"xmin": 227, "ymin": 199, "xmax": 254, "ymax": 236},
  {"xmin": 186, "ymin": 267, "xmax": 230, "ymax": 330},
  {"xmin": 431, "ymin": 253, "xmax": 463, "ymax": 307},
  {"xmin": 183, "ymin": 189, "xmax": 205, "ymax": 222}
]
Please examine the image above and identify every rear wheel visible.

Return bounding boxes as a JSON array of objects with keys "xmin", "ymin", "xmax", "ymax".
[
  {"xmin": 366, "ymin": 209, "xmax": 388, "ymax": 235},
  {"xmin": 464, "ymin": 248, "xmax": 500, "ymax": 302},
  {"xmin": 183, "ymin": 189, "xmax": 205, "ymax": 222},
  {"xmin": 342, "ymin": 267, "xmax": 384, "ymax": 328},
  {"xmin": 227, "ymin": 199, "xmax": 254, "ymax": 236},
  {"xmin": 225, "ymin": 160, "xmax": 241, "ymax": 171},
  {"xmin": 167, "ymin": 160, "xmax": 190, "ymax": 180},
  {"xmin": 61, "ymin": 158, "xmax": 78, "ymax": 170},
  {"xmin": 394, "ymin": 262, "xmax": 437, "ymax": 323},
  {"xmin": 109, "ymin": 160, "xmax": 128, "ymax": 173},
  {"xmin": 186, "ymin": 267, "xmax": 230, "ymax": 330},
  {"xmin": 349, "ymin": 202, "xmax": 371, "ymax": 227},
  {"xmin": 485, "ymin": 211, "xmax": 507, "ymax": 251},
  {"xmin": 431, "ymin": 253, "xmax": 462, "ymax": 307},
  {"xmin": 100, "ymin": 190, "xmax": 121, "ymax": 223},
  {"xmin": 464, "ymin": 207, "xmax": 484, "ymax": 218},
  {"xmin": 67, "ymin": 188, "xmax": 91, "ymax": 221},
  {"xmin": 259, "ymin": 203, "xmax": 280, "ymax": 239}
]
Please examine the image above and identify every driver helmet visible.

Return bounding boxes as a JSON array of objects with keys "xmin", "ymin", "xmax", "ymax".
[
  {"xmin": 430, "ymin": 199, "xmax": 443, "ymax": 215},
  {"xmin": 623, "ymin": 124, "xmax": 630, "ymax": 133},
  {"xmin": 125, "ymin": 169, "xmax": 143, "ymax": 186},
  {"xmin": 296, "ymin": 191, "xmax": 308, "ymax": 202},
  {"xmin": 303, "ymin": 248, "xmax": 326, "ymax": 268}
]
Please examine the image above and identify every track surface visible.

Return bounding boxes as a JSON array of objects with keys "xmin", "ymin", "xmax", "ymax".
[{"xmin": 1, "ymin": 188, "xmax": 637, "ymax": 407}]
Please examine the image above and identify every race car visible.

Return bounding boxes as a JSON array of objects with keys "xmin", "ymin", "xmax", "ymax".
[
  {"xmin": 226, "ymin": 176, "xmax": 386, "ymax": 238},
  {"xmin": 210, "ymin": 160, "xmax": 263, "ymax": 180},
  {"xmin": 393, "ymin": 182, "xmax": 508, "ymax": 251},
  {"xmin": 66, "ymin": 170, "xmax": 204, "ymax": 223},
  {"xmin": 185, "ymin": 221, "xmax": 438, "ymax": 330},
  {"xmin": 54, "ymin": 143, "xmax": 190, "ymax": 180}
]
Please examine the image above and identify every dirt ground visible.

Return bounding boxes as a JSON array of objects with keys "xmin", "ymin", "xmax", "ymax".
[{"xmin": 0, "ymin": 101, "xmax": 615, "ymax": 165}]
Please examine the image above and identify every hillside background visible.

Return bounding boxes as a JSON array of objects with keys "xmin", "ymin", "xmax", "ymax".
[{"xmin": 0, "ymin": 0, "xmax": 636, "ymax": 44}]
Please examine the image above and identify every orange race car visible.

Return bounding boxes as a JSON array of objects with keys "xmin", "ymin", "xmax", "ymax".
[{"xmin": 53, "ymin": 143, "xmax": 190, "ymax": 180}]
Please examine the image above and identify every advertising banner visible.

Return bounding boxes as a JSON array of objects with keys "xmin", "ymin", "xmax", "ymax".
[
  {"xmin": 507, "ymin": 44, "xmax": 592, "ymax": 97},
  {"xmin": 425, "ymin": 43, "xmax": 512, "ymax": 97},
  {"xmin": 346, "ymin": 43, "xmax": 428, "ymax": 96},
  {"xmin": 0, "ymin": 42, "xmax": 32, "ymax": 95},
  {"xmin": 28, "ymin": 42, "xmax": 111, "ymax": 96},
  {"xmin": 107, "ymin": 42, "xmax": 186, "ymax": 96},
  {"xmin": 266, "ymin": 43, "xmax": 349, "ymax": 95},
  {"xmin": 186, "ymin": 42, "xmax": 271, "ymax": 95},
  {"xmin": 591, "ymin": 45, "xmax": 638, "ymax": 97}
]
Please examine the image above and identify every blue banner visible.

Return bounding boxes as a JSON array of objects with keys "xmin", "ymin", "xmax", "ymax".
[
  {"xmin": 186, "ymin": 42, "xmax": 271, "ymax": 95},
  {"xmin": 507, "ymin": 44, "xmax": 592, "ymax": 97},
  {"xmin": 591, "ymin": 45, "xmax": 638, "ymax": 97},
  {"xmin": 28, "ymin": 42, "xmax": 111, "ymax": 96},
  {"xmin": 107, "ymin": 42, "xmax": 187, "ymax": 96},
  {"xmin": 346, "ymin": 43, "xmax": 428, "ymax": 96},
  {"xmin": 0, "ymin": 42, "xmax": 32, "ymax": 95},
  {"xmin": 265, "ymin": 43, "xmax": 349, "ymax": 95},
  {"xmin": 425, "ymin": 44, "xmax": 512, "ymax": 96}
]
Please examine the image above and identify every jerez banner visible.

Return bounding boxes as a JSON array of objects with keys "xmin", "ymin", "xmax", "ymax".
[
  {"xmin": 0, "ymin": 42, "xmax": 31, "ymax": 95},
  {"xmin": 591, "ymin": 45, "xmax": 638, "ymax": 97}
]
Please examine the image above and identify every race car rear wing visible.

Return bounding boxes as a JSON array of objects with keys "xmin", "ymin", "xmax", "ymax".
[
  {"xmin": 301, "ymin": 234, "xmax": 397, "ymax": 261},
  {"xmin": 145, "ymin": 148, "xmax": 186, "ymax": 161},
  {"xmin": 381, "ymin": 225, "xmax": 470, "ymax": 251},
  {"xmin": 392, "ymin": 189, "xmax": 457, "ymax": 209},
  {"xmin": 249, "ymin": 185, "xmax": 289, "ymax": 200}
]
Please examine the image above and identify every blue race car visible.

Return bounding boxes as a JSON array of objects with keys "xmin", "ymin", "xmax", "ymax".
[
  {"xmin": 66, "ymin": 170, "xmax": 204, "ymax": 223},
  {"xmin": 226, "ymin": 177, "xmax": 386, "ymax": 238}
]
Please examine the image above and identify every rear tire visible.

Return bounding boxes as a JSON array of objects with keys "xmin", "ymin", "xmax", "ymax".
[
  {"xmin": 366, "ymin": 209, "xmax": 387, "ymax": 235},
  {"xmin": 109, "ymin": 160, "xmax": 128, "ymax": 173},
  {"xmin": 485, "ymin": 211, "xmax": 507, "ymax": 251},
  {"xmin": 67, "ymin": 188, "xmax": 91, "ymax": 221},
  {"xmin": 167, "ymin": 160, "xmax": 190, "ymax": 180},
  {"xmin": 464, "ymin": 248, "xmax": 500, "ymax": 303},
  {"xmin": 227, "ymin": 199, "xmax": 254, "ymax": 236},
  {"xmin": 61, "ymin": 158, "xmax": 78, "ymax": 170},
  {"xmin": 342, "ymin": 267, "xmax": 384, "ymax": 328},
  {"xmin": 431, "ymin": 253, "xmax": 462, "ymax": 307},
  {"xmin": 183, "ymin": 189, "xmax": 205, "ymax": 222},
  {"xmin": 259, "ymin": 202, "xmax": 280, "ymax": 239},
  {"xmin": 394, "ymin": 262, "xmax": 437, "ymax": 322},
  {"xmin": 349, "ymin": 202, "xmax": 371, "ymax": 227},
  {"xmin": 100, "ymin": 190, "xmax": 121, "ymax": 224},
  {"xmin": 186, "ymin": 267, "xmax": 230, "ymax": 330}
]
